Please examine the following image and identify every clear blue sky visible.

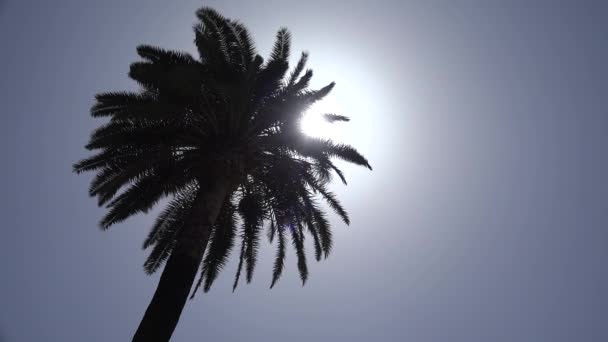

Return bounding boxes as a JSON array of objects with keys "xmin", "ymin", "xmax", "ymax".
[{"xmin": 1, "ymin": 1, "xmax": 608, "ymax": 341}]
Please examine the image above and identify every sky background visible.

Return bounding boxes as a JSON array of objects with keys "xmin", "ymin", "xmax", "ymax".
[{"xmin": 1, "ymin": 1, "xmax": 608, "ymax": 341}]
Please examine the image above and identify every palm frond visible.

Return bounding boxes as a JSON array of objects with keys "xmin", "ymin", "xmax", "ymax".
[
  {"xmin": 327, "ymin": 160, "xmax": 347, "ymax": 185},
  {"xmin": 238, "ymin": 191, "xmax": 265, "ymax": 283},
  {"xmin": 267, "ymin": 215, "xmax": 277, "ymax": 243},
  {"xmin": 143, "ymin": 230, "xmax": 178, "ymax": 275},
  {"xmin": 287, "ymin": 69, "xmax": 313, "ymax": 94},
  {"xmin": 300, "ymin": 82, "xmax": 335, "ymax": 104},
  {"xmin": 299, "ymin": 195, "xmax": 322, "ymax": 262},
  {"xmin": 290, "ymin": 222, "xmax": 308, "ymax": 285},
  {"xmin": 232, "ymin": 240, "xmax": 246, "ymax": 291},
  {"xmin": 195, "ymin": 7, "xmax": 231, "ymax": 64},
  {"xmin": 316, "ymin": 187, "xmax": 350, "ymax": 225},
  {"xmin": 191, "ymin": 198, "xmax": 237, "ymax": 296},
  {"xmin": 225, "ymin": 20, "xmax": 255, "ymax": 69},
  {"xmin": 136, "ymin": 45, "xmax": 196, "ymax": 64},
  {"xmin": 100, "ymin": 163, "xmax": 192, "ymax": 229},
  {"xmin": 322, "ymin": 113, "xmax": 350, "ymax": 123},
  {"xmin": 143, "ymin": 184, "xmax": 198, "ymax": 249},
  {"xmin": 270, "ymin": 28, "xmax": 291, "ymax": 62},
  {"xmin": 269, "ymin": 220, "xmax": 286, "ymax": 288},
  {"xmin": 288, "ymin": 52, "xmax": 308, "ymax": 86},
  {"xmin": 143, "ymin": 185, "xmax": 198, "ymax": 274}
]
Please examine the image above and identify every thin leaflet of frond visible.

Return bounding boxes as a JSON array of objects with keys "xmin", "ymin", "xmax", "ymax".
[{"xmin": 288, "ymin": 52, "xmax": 308, "ymax": 86}]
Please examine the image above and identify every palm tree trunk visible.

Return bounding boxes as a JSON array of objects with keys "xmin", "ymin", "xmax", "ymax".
[{"xmin": 133, "ymin": 178, "xmax": 232, "ymax": 342}]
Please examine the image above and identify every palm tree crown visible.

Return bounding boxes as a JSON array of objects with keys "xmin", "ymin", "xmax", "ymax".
[{"xmin": 74, "ymin": 7, "xmax": 371, "ymax": 295}]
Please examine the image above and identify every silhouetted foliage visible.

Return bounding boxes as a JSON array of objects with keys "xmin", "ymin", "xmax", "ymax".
[{"xmin": 74, "ymin": 6, "xmax": 371, "ymax": 341}]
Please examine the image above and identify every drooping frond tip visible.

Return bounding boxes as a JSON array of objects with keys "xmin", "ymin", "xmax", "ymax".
[{"xmin": 269, "ymin": 221, "xmax": 286, "ymax": 288}]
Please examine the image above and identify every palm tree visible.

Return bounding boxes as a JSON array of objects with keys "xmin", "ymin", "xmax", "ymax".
[{"xmin": 74, "ymin": 7, "xmax": 371, "ymax": 342}]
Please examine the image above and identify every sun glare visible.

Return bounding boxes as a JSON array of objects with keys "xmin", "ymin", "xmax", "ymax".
[{"xmin": 300, "ymin": 97, "xmax": 344, "ymax": 140}]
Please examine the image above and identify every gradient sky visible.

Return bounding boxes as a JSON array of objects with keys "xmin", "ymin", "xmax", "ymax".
[{"xmin": 2, "ymin": 1, "xmax": 608, "ymax": 341}]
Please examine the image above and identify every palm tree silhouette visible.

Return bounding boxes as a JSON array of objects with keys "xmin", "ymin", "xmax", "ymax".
[{"xmin": 74, "ymin": 7, "xmax": 371, "ymax": 341}]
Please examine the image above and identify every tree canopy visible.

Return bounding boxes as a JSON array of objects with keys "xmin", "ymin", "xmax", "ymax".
[{"xmin": 74, "ymin": 7, "xmax": 371, "ymax": 296}]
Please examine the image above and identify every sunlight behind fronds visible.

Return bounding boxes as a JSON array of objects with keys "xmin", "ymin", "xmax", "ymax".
[{"xmin": 300, "ymin": 97, "xmax": 345, "ymax": 140}]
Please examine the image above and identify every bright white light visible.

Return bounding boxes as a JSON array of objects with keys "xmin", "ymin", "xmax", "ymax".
[
  {"xmin": 300, "ymin": 112, "xmax": 332, "ymax": 139},
  {"xmin": 300, "ymin": 97, "xmax": 344, "ymax": 140}
]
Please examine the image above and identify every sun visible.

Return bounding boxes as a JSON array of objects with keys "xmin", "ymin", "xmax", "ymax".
[
  {"xmin": 300, "ymin": 97, "xmax": 344, "ymax": 139},
  {"xmin": 300, "ymin": 111, "xmax": 333, "ymax": 138}
]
